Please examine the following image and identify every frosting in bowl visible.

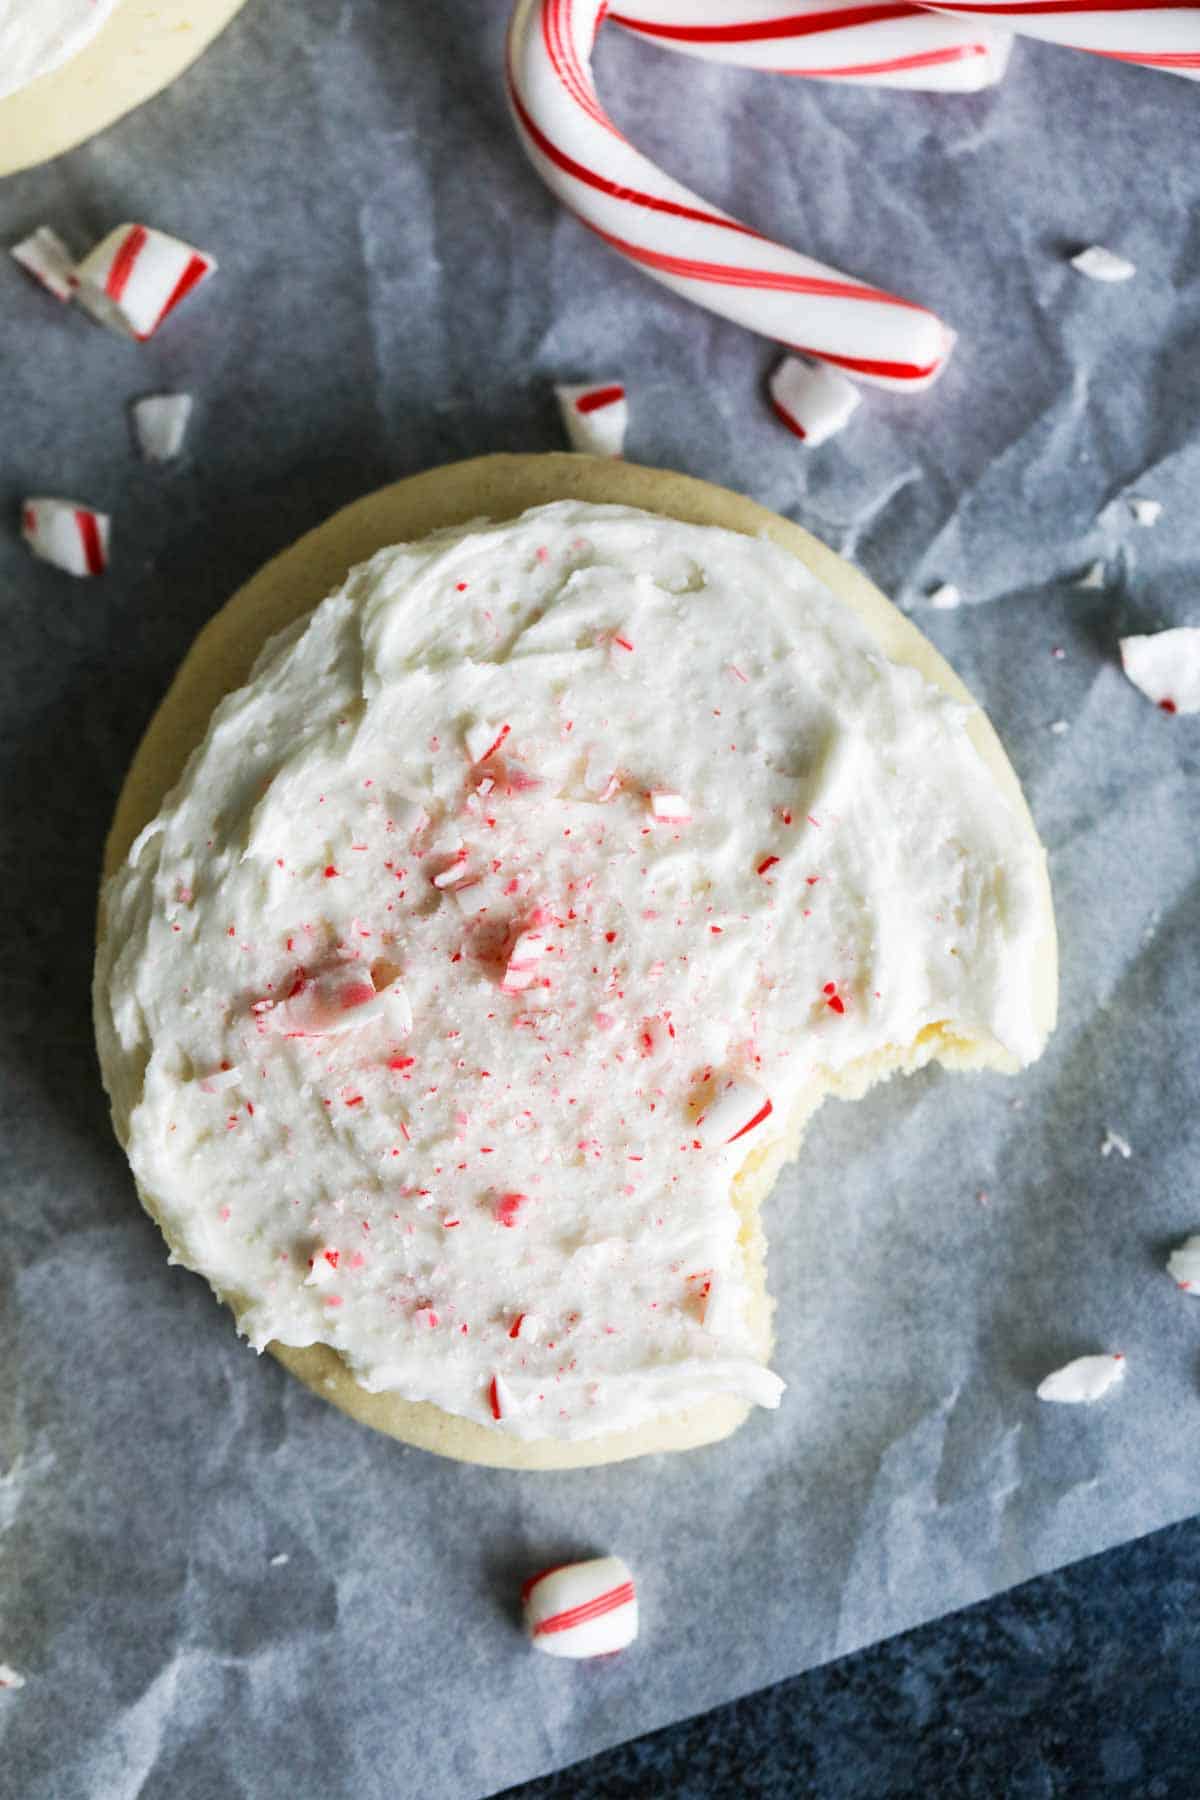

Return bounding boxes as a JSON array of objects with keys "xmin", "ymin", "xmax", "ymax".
[
  {"xmin": 96, "ymin": 502, "xmax": 1050, "ymax": 1440},
  {"xmin": 0, "ymin": 0, "xmax": 119, "ymax": 99}
]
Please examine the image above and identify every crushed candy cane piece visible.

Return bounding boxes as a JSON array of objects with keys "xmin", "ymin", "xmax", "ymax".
[
  {"xmin": 465, "ymin": 719, "xmax": 511, "ymax": 765},
  {"xmin": 1036, "ymin": 1353, "xmax": 1125, "ymax": 1405},
  {"xmin": 648, "ymin": 791, "xmax": 690, "ymax": 824},
  {"xmin": 488, "ymin": 1371, "xmax": 520, "ymax": 1421},
  {"xmin": 20, "ymin": 497, "xmax": 109, "ymax": 577},
  {"xmin": 305, "ymin": 1248, "xmax": 339, "ymax": 1287},
  {"xmin": 133, "ymin": 393, "xmax": 193, "ymax": 463},
  {"xmin": 928, "ymin": 583, "xmax": 962, "ymax": 611},
  {"xmin": 269, "ymin": 1553, "xmax": 290, "ymax": 1567},
  {"xmin": 0, "ymin": 1665, "xmax": 25, "ymax": 1691},
  {"xmin": 1167, "ymin": 1236, "xmax": 1200, "ymax": 1293},
  {"xmin": 522, "ymin": 1555, "xmax": 638, "ymax": 1659},
  {"xmin": 768, "ymin": 355, "xmax": 860, "ymax": 448},
  {"xmin": 502, "ymin": 926, "xmax": 550, "ymax": 994},
  {"xmin": 1075, "ymin": 560, "xmax": 1106, "ymax": 591},
  {"xmin": 257, "ymin": 964, "xmax": 411, "ymax": 1037},
  {"xmin": 493, "ymin": 1190, "xmax": 528, "ymax": 1228},
  {"xmin": 510, "ymin": 1311, "xmax": 542, "ymax": 1342},
  {"xmin": 74, "ymin": 223, "xmax": 216, "ymax": 341},
  {"xmin": 697, "ymin": 1077, "xmax": 774, "ymax": 1149},
  {"xmin": 555, "ymin": 382, "xmax": 628, "ymax": 458},
  {"xmin": 1050, "ymin": 720, "xmax": 1069, "ymax": 736},
  {"xmin": 1127, "ymin": 496, "xmax": 1163, "ymax": 528},
  {"xmin": 1070, "ymin": 245, "xmax": 1136, "ymax": 284},
  {"xmin": 10, "ymin": 226, "xmax": 77, "ymax": 302},
  {"xmin": 1120, "ymin": 628, "xmax": 1200, "ymax": 715},
  {"xmin": 1100, "ymin": 1128, "xmax": 1132, "ymax": 1160}
]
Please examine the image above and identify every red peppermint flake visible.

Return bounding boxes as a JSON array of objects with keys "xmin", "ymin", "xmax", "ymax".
[
  {"xmin": 756, "ymin": 855, "xmax": 780, "ymax": 878},
  {"xmin": 324, "ymin": 866, "xmax": 339, "ymax": 879},
  {"xmin": 493, "ymin": 1191, "xmax": 528, "ymax": 1228}
]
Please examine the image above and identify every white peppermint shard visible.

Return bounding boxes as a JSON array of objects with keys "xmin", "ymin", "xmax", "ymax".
[
  {"xmin": 769, "ymin": 355, "xmax": 860, "ymax": 449},
  {"xmin": 1167, "ymin": 1236, "xmax": 1200, "ymax": 1294},
  {"xmin": 10, "ymin": 226, "xmax": 77, "ymax": 302},
  {"xmin": 133, "ymin": 394, "xmax": 193, "ymax": 462},
  {"xmin": 1075, "ymin": 561, "xmax": 1106, "ymax": 591},
  {"xmin": 1070, "ymin": 246, "xmax": 1136, "ymax": 284},
  {"xmin": 1037, "ymin": 1354, "xmax": 1125, "ymax": 1405},
  {"xmin": 1120, "ymin": 628, "xmax": 1200, "ymax": 715},
  {"xmin": 1128, "ymin": 496, "xmax": 1163, "ymax": 528},
  {"xmin": 555, "ymin": 382, "xmax": 628, "ymax": 458},
  {"xmin": 0, "ymin": 1664, "xmax": 25, "ymax": 1691},
  {"xmin": 928, "ymin": 583, "xmax": 962, "ymax": 611}
]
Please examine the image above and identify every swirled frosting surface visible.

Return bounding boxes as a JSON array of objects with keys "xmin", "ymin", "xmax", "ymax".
[{"xmin": 98, "ymin": 503, "xmax": 1047, "ymax": 1439}]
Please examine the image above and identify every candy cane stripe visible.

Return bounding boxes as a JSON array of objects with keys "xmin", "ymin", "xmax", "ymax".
[
  {"xmin": 104, "ymin": 225, "xmax": 148, "ymax": 302},
  {"xmin": 608, "ymin": 0, "xmax": 1012, "ymax": 87},
  {"xmin": 575, "ymin": 382, "xmax": 626, "ymax": 411},
  {"xmin": 76, "ymin": 509, "xmax": 107, "ymax": 575},
  {"xmin": 533, "ymin": 1579, "xmax": 637, "ymax": 1635},
  {"xmin": 918, "ymin": 0, "xmax": 1200, "ymax": 73},
  {"xmin": 151, "ymin": 253, "xmax": 214, "ymax": 336}
]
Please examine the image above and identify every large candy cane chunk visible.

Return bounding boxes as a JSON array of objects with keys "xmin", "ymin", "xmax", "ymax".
[
  {"xmin": 1036, "ymin": 1353, "xmax": 1125, "ymax": 1403},
  {"xmin": 74, "ymin": 225, "xmax": 216, "ymax": 341},
  {"xmin": 611, "ymin": 0, "xmax": 1014, "ymax": 91},
  {"xmin": 21, "ymin": 498, "xmax": 109, "ymax": 577},
  {"xmin": 916, "ymin": 2, "xmax": 1200, "ymax": 79},
  {"xmin": 556, "ymin": 381, "xmax": 629, "ymax": 455},
  {"xmin": 507, "ymin": 0, "xmax": 955, "ymax": 389},
  {"xmin": 770, "ymin": 353, "xmax": 861, "ymax": 445},
  {"xmin": 522, "ymin": 1556, "xmax": 639, "ymax": 1657}
]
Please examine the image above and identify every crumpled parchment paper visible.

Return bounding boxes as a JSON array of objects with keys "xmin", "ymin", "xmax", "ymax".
[{"xmin": 1, "ymin": 3, "xmax": 1197, "ymax": 1795}]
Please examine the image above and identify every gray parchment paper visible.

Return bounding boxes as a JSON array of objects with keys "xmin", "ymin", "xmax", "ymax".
[{"xmin": 1, "ymin": 4, "xmax": 1198, "ymax": 1795}]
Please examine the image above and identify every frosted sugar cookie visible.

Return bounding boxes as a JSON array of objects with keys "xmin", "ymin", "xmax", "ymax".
[{"xmin": 95, "ymin": 455, "xmax": 1056, "ymax": 1469}]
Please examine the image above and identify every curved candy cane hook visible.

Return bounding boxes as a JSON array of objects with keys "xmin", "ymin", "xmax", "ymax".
[{"xmin": 506, "ymin": 0, "xmax": 956, "ymax": 389}]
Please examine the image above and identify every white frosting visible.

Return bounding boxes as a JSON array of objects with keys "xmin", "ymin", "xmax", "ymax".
[
  {"xmin": 98, "ymin": 502, "xmax": 1048, "ymax": 1441},
  {"xmin": 0, "ymin": 0, "xmax": 118, "ymax": 99}
]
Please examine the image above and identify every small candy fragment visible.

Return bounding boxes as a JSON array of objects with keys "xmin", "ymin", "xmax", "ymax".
[
  {"xmin": 465, "ymin": 719, "xmax": 511, "ymax": 765},
  {"xmin": 648, "ymin": 791, "xmax": 690, "ymax": 824},
  {"xmin": 488, "ymin": 1371, "xmax": 520, "ymax": 1421},
  {"xmin": 305, "ymin": 1248, "xmax": 339, "ymax": 1287},
  {"xmin": 522, "ymin": 1556, "xmax": 638, "ymax": 1659},
  {"xmin": 74, "ymin": 223, "xmax": 216, "ymax": 341},
  {"xmin": 257, "ymin": 965, "xmax": 411, "ymax": 1037},
  {"xmin": 0, "ymin": 1665, "xmax": 25, "ymax": 1692},
  {"xmin": 1119, "ymin": 628, "xmax": 1200, "ymax": 715},
  {"xmin": 493, "ymin": 1190, "xmax": 528, "ymax": 1228},
  {"xmin": 928, "ymin": 583, "xmax": 962, "ymax": 611},
  {"xmin": 20, "ymin": 497, "xmax": 109, "ymax": 577},
  {"xmin": 768, "ymin": 355, "xmax": 860, "ymax": 448},
  {"xmin": 1075, "ymin": 560, "xmax": 1106, "ymax": 591},
  {"xmin": 10, "ymin": 226, "xmax": 77, "ymax": 301},
  {"xmin": 1036, "ymin": 1353, "xmax": 1125, "ymax": 1405},
  {"xmin": 556, "ymin": 382, "xmax": 628, "ymax": 458},
  {"xmin": 1127, "ymin": 496, "xmax": 1163, "ymax": 528},
  {"xmin": 1070, "ymin": 246, "xmax": 1136, "ymax": 284},
  {"xmin": 501, "ymin": 926, "xmax": 550, "ymax": 994},
  {"xmin": 697, "ymin": 1077, "xmax": 774, "ymax": 1149},
  {"xmin": 133, "ymin": 393, "xmax": 193, "ymax": 463},
  {"xmin": 1167, "ymin": 1236, "xmax": 1200, "ymax": 1293},
  {"xmin": 1100, "ymin": 1128, "xmax": 1132, "ymax": 1160}
]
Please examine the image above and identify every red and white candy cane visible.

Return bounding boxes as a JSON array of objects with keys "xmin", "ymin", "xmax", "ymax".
[
  {"xmin": 507, "ymin": 0, "xmax": 956, "ymax": 389},
  {"xmin": 73, "ymin": 224, "xmax": 216, "ymax": 341},
  {"xmin": 917, "ymin": 1, "xmax": 1200, "ymax": 79},
  {"xmin": 609, "ymin": 0, "xmax": 1013, "ymax": 91},
  {"xmin": 522, "ymin": 1556, "xmax": 639, "ymax": 1657},
  {"xmin": 21, "ymin": 498, "xmax": 110, "ymax": 577}
]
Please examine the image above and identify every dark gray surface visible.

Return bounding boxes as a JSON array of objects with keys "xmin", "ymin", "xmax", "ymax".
[
  {"xmin": 1, "ymin": 5, "xmax": 1198, "ymax": 1797},
  {"xmin": 501, "ymin": 1515, "xmax": 1200, "ymax": 1799}
]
